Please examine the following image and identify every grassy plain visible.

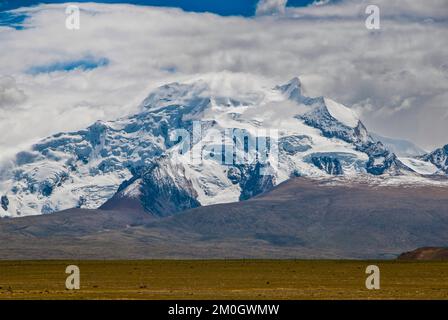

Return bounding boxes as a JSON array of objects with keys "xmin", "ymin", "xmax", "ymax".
[{"xmin": 0, "ymin": 260, "xmax": 447, "ymax": 299}]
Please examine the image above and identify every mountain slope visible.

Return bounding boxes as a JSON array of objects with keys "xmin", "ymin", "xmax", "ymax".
[
  {"xmin": 398, "ymin": 247, "xmax": 448, "ymax": 260},
  {"xmin": 1, "ymin": 177, "xmax": 448, "ymax": 259},
  {"xmin": 0, "ymin": 75, "xmax": 440, "ymax": 218},
  {"xmin": 371, "ymin": 133, "xmax": 426, "ymax": 157},
  {"xmin": 420, "ymin": 145, "xmax": 448, "ymax": 174}
]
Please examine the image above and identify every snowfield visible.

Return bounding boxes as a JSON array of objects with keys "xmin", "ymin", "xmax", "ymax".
[{"xmin": 1, "ymin": 75, "xmax": 447, "ymax": 217}]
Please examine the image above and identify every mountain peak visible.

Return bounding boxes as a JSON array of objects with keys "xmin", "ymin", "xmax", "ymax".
[
  {"xmin": 1, "ymin": 75, "xmax": 446, "ymax": 218},
  {"xmin": 140, "ymin": 80, "xmax": 210, "ymax": 111},
  {"xmin": 285, "ymin": 76, "xmax": 302, "ymax": 88},
  {"xmin": 421, "ymin": 144, "xmax": 448, "ymax": 174},
  {"xmin": 275, "ymin": 77, "xmax": 303, "ymax": 99}
]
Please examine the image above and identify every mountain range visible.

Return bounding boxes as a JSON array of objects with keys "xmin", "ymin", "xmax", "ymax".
[
  {"xmin": 1, "ymin": 76, "xmax": 447, "ymax": 218},
  {"xmin": 0, "ymin": 75, "xmax": 447, "ymax": 259},
  {"xmin": 1, "ymin": 177, "xmax": 448, "ymax": 259}
]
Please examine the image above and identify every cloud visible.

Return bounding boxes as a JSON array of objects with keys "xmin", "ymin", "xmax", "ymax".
[
  {"xmin": 0, "ymin": 0, "xmax": 447, "ymax": 160},
  {"xmin": 0, "ymin": 76, "xmax": 27, "ymax": 110},
  {"xmin": 311, "ymin": 0, "xmax": 332, "ymax": 6},
  {"xmin": 255, "ymin": 0, "xmax": 287, "ymax": 16},
  {"xmin": 287, "ymin": 0, "xmax": 448, "ymax": 21}
]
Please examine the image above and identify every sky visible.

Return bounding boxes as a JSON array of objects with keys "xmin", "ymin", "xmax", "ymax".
[
  {"xmin": 0, "ymin": 0, "xmax": 317, "ymax": 16},
  {"xmin": 0, "ymin": 0, "xmax": 447, "ymax": 162}
]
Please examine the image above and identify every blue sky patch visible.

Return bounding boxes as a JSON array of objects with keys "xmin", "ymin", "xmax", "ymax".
[
  {"xmin": 27, "ymin": 56, "xmax": 109, "ymax": 74},
  {"xmin": 0, "ymin": 1, "xmax": 316, "ymax": 17},
  {"xmin": 0, "ymin": 11, "xmax": 29, "ymax": 29}
]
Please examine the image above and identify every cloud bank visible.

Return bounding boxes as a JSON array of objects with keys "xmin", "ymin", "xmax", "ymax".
[
  {"xmin": 0, "ymin": 0, "xmax": 447, "ymax": 162},
  {"xmin": 255, "ymin": 0, "xmax": 287, "ymax": 16},
  {"xmin": 0, "ymin": 76, "xmax": 27, "ymax": 110}
]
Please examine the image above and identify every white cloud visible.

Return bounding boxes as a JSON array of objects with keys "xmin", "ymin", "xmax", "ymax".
[
  {"xmin": 311, "ymin": 0, "xmax": 331, "ymax": 6},
  {"xmin": 256, "ymin": 0, "xmax": 287, "ymax": 16},
  {"xmin": 288, "ymin": 0, "xmax": 448, "ymax": 21},
  {"xmin": 0, "ymin": 76, "xmax": 27, "ymax": 110},
  {"xmin": 0, "ymin": 0, "xmax": 447, "ymax": 161}
]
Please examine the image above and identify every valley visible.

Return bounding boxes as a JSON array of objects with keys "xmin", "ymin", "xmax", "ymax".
[
  {"xmin": 0, "ymin": 260, "xmax": 447, "ymax": 300},
  {"xmin": 1, "ymin": 177, "xmax": 448, "ymax": 260}
]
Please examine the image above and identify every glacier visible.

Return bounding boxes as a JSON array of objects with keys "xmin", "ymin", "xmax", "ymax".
[{"xmin": 0, "ymin": 75, "xmax": 446, "ymax": 217}]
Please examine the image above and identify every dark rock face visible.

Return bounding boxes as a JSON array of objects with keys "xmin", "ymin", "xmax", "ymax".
[
  {"xmin": 15, "ymin": 151, "xmax": 39, "ymax": 166},
  {"xmin": 299, "ymin": 103, "xmax": 366, "ymax": 145},
  {"xmin": 110, "ymin": 159, "xmax": 276, "ymax": 216},
  {"xmin": 238, "ymin": 163, "xmax": 276, "ymax": 201},
  {"xmin": 227, "ymin": 167, "xmax": 242, "ymax": 184},
  {"xmin": 1, "ymin": 195, "xmax": 9, "ymax": 211},
  {"xmin": 87, "ymin": 121, "xmax": 108, "ymax": 146},
  {"xmin": 38, "ymin": 171, "xmax": 69, "ymax": 198},
  {"xmin": 40, "ymin": 183, "xmax": 53, "ymax": 197},
  {"xmin": 359, "ymin": 141, "xmax": 401, "ymax": 175},
  {"xmin": 298, "ymin": 102, "xmax": 407, "ymax": 176},
  {"xmin": 279, "ymin": 135, "xmax": 312, "ymax": 154},
  {"xmin": 113, "ymin": 154, "xmax": 277, "ymax": 216},
  {"xmin": 275, "ymin": 77, "xmax": 304, "ymax": 101},
  {"xmin": 139, "ymin": 158, "xmax": 201, "ymax": 217},
  {"xmin": 311, "ymin": 156, "xmax": 343, "ymax": 175},
  {"xmin": 421, "ymin": 144, "xmax": 448, "ymax": 173}
]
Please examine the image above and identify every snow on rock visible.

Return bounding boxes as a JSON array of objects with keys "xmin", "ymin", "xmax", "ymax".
[
  {"xmin": 0, "ymin": 75, "xmax": 444, "ymax": 217},
  {"xmin": 420, "ymin": 145, "xmax": 448, "ymax": 174},
  {"xmin": 324, "ymin": 98, "xmax": 359, "ymax": 128},
  {"xmin": 399, "ymin": 157, "xmax": 439, "ymax": 175},
  {"xmin": 371, "ymin": 133, "xmax": 426, "ymax": 157}
]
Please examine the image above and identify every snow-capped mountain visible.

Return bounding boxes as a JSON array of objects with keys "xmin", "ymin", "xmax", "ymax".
[
  {"xmin": 370, "ymin": 133, "xmax": 426, "ymax": 157},
  {"xmin": 0, "ymin": 75, "xmax": 445, "ymax": 217},
  {"xmin": 395, "ymin": 145, "xmax": 448, "ymax": 176},
  {"xmin": 420, "ymin": 145, "xmax": 448, "ymax": 174}
]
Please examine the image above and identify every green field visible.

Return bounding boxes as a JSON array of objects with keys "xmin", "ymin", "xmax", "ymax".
[{"xmin": 0, "ymin": 260, "xmax": 447, "ymax": 299}]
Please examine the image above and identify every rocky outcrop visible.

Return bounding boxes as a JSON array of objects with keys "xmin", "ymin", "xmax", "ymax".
[
  {"xmin": 311, "ymin": 156, "xmax": 343, "ymax": 175},
  {"xmin": 139, "ymin": 157, "xmax": 201, "ymax": 217},
  {"xmin": 398, "ymin": 247, "xmax": 448, "ymax": 260},
  {"xmin": 1, "ymin": 195, "xmax": 9, "ymax": 211},
  {"xmin": 421, "ymin": 145, "xmax": 448, "ymax": 174}
]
